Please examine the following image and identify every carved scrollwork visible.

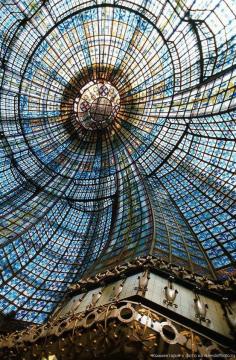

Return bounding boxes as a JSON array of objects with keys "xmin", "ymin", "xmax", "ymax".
[
  {"xmin": 194, "ymin": 294, "xmax": 211, "ymax": 324},
  {"xmin": 111, "ymin": 280, "xmax": 125, "ymax": 301},
  {"xmin": 163, "ymin": 277, "xmax": 178, "ymax": 308},
  {"xmin": 68, "ymin": 255, "xmax": 236, "ymax": 297},
  {"xmin": 136, "ymin": 270, "xmax": 150, "ymax": 296},
  {"xmin": 86, "ymin": 290, "xmax": 102, "ymax": 310},
  {"xmin": 0, "ymin": 300, "xmax": 234, "ymax": 359}
]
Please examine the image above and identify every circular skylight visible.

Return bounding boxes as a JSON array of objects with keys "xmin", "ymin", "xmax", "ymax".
[{"xmin": 73, "ymin": 81, "xmax": 120, "ymax": 130}]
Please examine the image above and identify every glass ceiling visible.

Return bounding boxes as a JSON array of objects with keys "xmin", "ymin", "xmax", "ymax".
[{"xmin": 0, "ymin": 0, "xmax": 235, "ymax": 324}]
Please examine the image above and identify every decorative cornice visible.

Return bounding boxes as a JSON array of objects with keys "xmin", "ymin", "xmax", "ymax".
[
  {"xmin": 0, "ymin": 300, "xmax": 234, "ymax": 359},
  {"xmin": 68, "ymin": 255, "xmax": 236, "ymax": 298}
]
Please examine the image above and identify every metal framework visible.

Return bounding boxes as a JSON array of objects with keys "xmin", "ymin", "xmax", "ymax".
[{"xmin": 0, "ymin": 0, "xmax": 235, "ymax": 324}]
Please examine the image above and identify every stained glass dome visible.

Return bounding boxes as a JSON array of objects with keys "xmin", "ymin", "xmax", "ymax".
[{"xmin": 0, "ymin": 0, "xmax": 235, "ymax": 324}]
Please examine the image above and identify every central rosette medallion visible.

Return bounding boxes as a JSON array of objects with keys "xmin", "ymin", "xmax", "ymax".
[{"xmin": 74, "ymin": 81, "xmax": 120, "ymax": 130}]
